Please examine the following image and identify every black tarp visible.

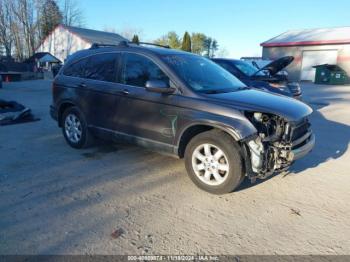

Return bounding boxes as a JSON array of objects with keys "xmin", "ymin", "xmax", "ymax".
[{"xmin": 0, "ymin": 100, "xmax": 39, "ymax": 126}]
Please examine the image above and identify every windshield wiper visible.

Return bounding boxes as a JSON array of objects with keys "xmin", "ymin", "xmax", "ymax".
[
  {"xmin": 237, "ymin": 86, "xmax": 250, "ymax": 90},
  {"xmin": 202, "ymin": 87, "xmax": 248, "ymax": 94},
  {"xmin": 203, "ymin": 90, "xmax": 223, "ymax": 94}
]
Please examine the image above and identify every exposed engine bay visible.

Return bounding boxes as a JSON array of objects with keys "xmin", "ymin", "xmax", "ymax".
[{"xmin": 244, "ymin": 112, "xmax": 311, "ymax": 181}]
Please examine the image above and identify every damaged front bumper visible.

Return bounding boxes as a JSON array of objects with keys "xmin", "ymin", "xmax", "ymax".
[
  {"xmin": 291, "ymin": 133, "xmax": 315, "ymax": 160},
  {"xmin": 244, "ymin": 117, "xmax": 315, "ymax": 181}
]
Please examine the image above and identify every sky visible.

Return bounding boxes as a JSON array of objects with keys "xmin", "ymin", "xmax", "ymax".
[{"xmin": 76, "ymin": 0, "xmax": 350, "ymax": 58}]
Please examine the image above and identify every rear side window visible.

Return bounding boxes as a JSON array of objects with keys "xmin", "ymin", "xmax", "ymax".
[
  {"xmin": 63, "ymin": 57, "xmax": 89, "ymax": 78},
  {"xmin": 63, "ymin": 53, "xmax": 119, "ymax": 82},
  {"xmin": 121, "ymin": 53, "xmax": 169, "ymax": 87},
  {"xmin": 84, "ymin": 53, "xmax": 119, "ymax": 82}
]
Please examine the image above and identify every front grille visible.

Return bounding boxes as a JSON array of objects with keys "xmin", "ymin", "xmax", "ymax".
[{"xmin": 287, "ymin": 83, "xmax": 301, "ymax": 95}]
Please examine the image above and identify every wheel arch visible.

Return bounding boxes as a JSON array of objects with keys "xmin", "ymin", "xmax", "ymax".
[
  {"xmin": 57, "ymin": 100, "xmax": 76, "ymax": 127},
  {"xmin": 176, "ymin": 122, "xmax": 242, "ymax": 158}
]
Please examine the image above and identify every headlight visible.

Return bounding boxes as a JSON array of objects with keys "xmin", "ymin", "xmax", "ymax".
[
  {"xmin": 269, "ymin": 82, "xmax": 285, "ymax": 88},
  {"xmin": 287, "ymin": 82, "xmax": 301, "ymax": 93},
  {"xmin": 247, "ymin": 112, "xmax": 285, "ymax": 141},
  {"xmin": 253, "ymin": 112, "xmax": 270, "ymax": 123}
]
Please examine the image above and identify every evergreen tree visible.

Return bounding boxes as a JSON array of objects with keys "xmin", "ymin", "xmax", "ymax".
[
  {"xmin": 132, "ymin": 34, "xmax": 140, "ymax": 44},
  {"xmin": 154, "ymin": 31, "xmax": 181, "ymax": 49},
  {"xmin": 39, "ymin": 0, "xmax": 63, "ymax": 40},
  {"xmin": 191, "ymin": 33, "xmax": 206, "ymax": 55},
  {"xmin": 181, "ymin": 31, "xmax": 191, "ymax": 52}
]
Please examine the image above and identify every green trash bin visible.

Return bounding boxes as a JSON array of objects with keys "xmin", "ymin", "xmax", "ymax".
[{"xmin": 313, "ymin": 64, "xmax": 349, "ymax": 85}]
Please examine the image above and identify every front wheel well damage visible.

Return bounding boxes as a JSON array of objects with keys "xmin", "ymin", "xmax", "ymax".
[
  {"xmin": 58, "ymin": 102, "xmax": 75, "ymax": 127},
  {"xmin": 178, "ymin": 125, "xmax": 241, "ymax": 158}
]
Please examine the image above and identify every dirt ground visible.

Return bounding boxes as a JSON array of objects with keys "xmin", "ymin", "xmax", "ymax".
[{"xmin": 0, "ymin": 80, "xmax": 349, "ymax": 255}]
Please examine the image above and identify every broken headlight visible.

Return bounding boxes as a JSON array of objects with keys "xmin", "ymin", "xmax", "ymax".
[
  {"xmin": 247, "ymin": 112, "xmax": 285, "ymax": 142},
  {"xmin": 245, "ymin": 112, "xmax": 293, "ymax": 178}
]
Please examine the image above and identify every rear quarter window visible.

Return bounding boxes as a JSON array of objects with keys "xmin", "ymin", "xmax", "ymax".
[
  {"xmin": 63, "ymin": 53, "xmax": 119, "ymax": 82},
  {"xmin": 84, "ymin": 53, "xmax": 119, "ymax": 82},
  {"xmin": 63, "ymin": 57, "xmax": 89, "ymax": 78}
]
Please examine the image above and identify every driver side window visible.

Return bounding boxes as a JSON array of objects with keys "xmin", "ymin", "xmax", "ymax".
[{"xmin": 121, "ymin": 53, "xmax": 169, "ymax": 87}]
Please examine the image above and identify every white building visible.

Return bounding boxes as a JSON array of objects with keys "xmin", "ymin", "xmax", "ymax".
[
  {"xmin": 261, "ymin": 27, "xmax": 350, "ymax": 81},
  {"xmin": 36, "ymin": 24, "xmax": 127, "ymax": 63}
]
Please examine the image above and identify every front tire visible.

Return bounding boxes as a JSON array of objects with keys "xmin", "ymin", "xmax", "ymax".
[
  {"xmin": 61, "ymin": 106, "xmax": 94, "ymax": 149},
  {"xmin": 184, "ymin": 130, "xmax": 244, "ymax": 194}
]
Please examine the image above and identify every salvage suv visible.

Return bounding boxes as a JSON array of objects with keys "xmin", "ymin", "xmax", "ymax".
[{"xmin": 50, "ymin": 42, "xmax": 315, "ymax": 194}]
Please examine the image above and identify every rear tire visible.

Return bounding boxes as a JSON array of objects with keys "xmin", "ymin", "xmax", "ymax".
[
  {"xmin": 184, "ymin": 130, "xmax": 244, "ymax": 194},
  {"xmin": 61, "ymin": 106, "xmax": 94, "ymax": 149}
]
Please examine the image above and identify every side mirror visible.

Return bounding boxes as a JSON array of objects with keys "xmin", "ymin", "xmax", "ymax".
[{"xmin": 145, "ymin": 80, "xmax": 175, "ymax": 94}]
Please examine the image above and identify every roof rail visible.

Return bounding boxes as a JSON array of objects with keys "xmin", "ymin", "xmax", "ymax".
[
  {"xmin": 138, "ymin": 42, "xmax": 170, "ymax": 49},
  {"xmin": 90, "ymin": 41, "xmax": 130, "ymax": 49},
  {"xmin": 90, "ymin": 41, "xmax": 170, "ymax": 50}
]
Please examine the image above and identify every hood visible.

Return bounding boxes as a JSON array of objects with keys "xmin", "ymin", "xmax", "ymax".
[
  {"xmin": 203, "ymin": 89, "xmax": 312, "ymax": 122},
  {"xmin": 259, "ymin": 56, "xmax": 294, "ymax": 76},
  {"xmin": 242, "ymin": 79, "xmax": 292, "ymax": 96}
]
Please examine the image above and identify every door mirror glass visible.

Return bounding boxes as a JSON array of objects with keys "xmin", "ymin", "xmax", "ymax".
[{"xmin": 145, "ymin": 80, "xmax": 175, "ymax": 94}]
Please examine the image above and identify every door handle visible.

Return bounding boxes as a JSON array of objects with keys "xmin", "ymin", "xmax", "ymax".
[{"xmin": 121, "ymin": 89, "xmax": 129, "ymax": 95}]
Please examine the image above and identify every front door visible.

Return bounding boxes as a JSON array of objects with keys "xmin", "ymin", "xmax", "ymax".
[{"xmin": 115, "ymin": 52, "xmax": 180, "ymax": 151}]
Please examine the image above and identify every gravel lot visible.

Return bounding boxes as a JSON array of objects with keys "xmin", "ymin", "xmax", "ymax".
[{"xmin": 0, "ymin": 80, "xmax": 349, "ymax": 255}]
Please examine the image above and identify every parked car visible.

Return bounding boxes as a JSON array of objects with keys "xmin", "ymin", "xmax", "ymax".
[
  {"xmin": 241, "ymin": 58, "xmax": 290, "ymax": 79},
  {"xmin": 52, "ymin": 64, "xmax": 62, "ymax": 77},
  {"xmin": 0, "ymin": 74, "xmax": 2, "ymax": 89},
  {"xmin": 212, "ymin": 56, "xmax": 302, "ymax": 99},
  {"xmin": 50, "ymin": 42, "xmax": 315, "ymax": 194}
]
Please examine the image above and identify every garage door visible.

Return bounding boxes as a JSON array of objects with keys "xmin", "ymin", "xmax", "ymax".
[{"xmin": 301, "ymin": 50, "xmax": 338, "ymax": 81}]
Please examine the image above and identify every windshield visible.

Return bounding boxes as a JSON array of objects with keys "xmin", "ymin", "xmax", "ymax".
[
  {"xmin": 162, "ymin": 54, "xmax": 246, "ymax": 93},
  {"xmin": 231, "ymin": 60, "xmax": 265, "ymax": 77}
]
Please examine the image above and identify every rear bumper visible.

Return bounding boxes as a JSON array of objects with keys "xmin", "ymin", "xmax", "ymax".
[
  {"xmin": 292, "ymin": 133, "xmax": 315, "ymax": 160},
  {"xmin": 50, "ymin": 105, "xmax": 58, "ymax": 121}
]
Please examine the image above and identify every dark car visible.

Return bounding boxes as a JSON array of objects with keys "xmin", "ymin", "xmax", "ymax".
[
  {"xmin": 52, "ymin": 64, "xmax": 62, "ymax": 77},
  {"xmin": 212, "ymin": 57, "xmax": 302, "ymax": 99},
  {"xmin": 50, "ymin": 42, "xmax": 315, "ymax": 194}
]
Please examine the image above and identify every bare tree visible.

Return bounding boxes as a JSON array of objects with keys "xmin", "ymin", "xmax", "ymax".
[
  {"xmin": 0, "ymin": 0, "xmax": 13, "ymax": 58},
  {"xmin": 216, "ymin": 47, "xmax": 229, "ymax": 58},
  {"xmin": 118, "ymin": 26, "xmax": 143, "ymax": 41},
  {"xmin": 11, "ymin": 21, "xmax": 25, "ymax": 61},
  {"xmin": 10, "ymin": 0, "xmax": 39, "ymax": 58},
  {"xmin": 203, "ymin": 37, "xmax": 219, "ymax": 58},
  {"xmin": 0, "ymin": 0, "xmax": 84, "ymax": 61},
  {"xmin": 61, "ymin": 0, "xmax": 84, "ymax": 26},
  {"xmin": 103, "ymin": 25, "xmax": 143, "ymax": 41},
  {"xmin": 103, "ymin": 26, "xmax": 117, "ymax": 33}
]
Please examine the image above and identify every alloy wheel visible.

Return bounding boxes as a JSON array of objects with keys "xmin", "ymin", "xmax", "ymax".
[
  {"xmin": 191, "ymin": 143, "xmax": 230, "ymax": 186},
  {"xmin": 64, "ymin": 113, "xmax": 82, "ymax": 143}
]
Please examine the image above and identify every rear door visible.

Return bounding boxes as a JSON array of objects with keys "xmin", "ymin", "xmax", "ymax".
[
  {"xmin": 81, "ymin": 52, "xmax": 122, "ymax": 129},
  {"xmin": 62, "ymin": 52, "xmax": 122, "ymax": 130}
]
